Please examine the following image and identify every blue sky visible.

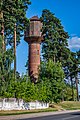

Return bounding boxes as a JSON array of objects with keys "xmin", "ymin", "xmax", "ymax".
[{"xmin": 16, "ymin": 0, "xmax": 80, "ymax": 74}]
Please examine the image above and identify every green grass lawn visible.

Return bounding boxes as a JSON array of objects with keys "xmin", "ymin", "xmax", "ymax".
[
  {"xmin": 0, "ymin": 108, "xmax": 57, "ymax": 116},
  {"xmin": 58, "ymin": 101, "xmax": 80, "ymax": 110}
]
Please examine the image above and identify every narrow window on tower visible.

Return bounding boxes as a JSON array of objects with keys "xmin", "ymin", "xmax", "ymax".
[{"xmin": 37, "ymin": 50, "xmax": 39, "ymax": 55}]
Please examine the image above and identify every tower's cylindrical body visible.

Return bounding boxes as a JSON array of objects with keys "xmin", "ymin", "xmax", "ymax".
[
  {"xmin": 29, "ymin": 42, "xmax": 40, "ymax": 79},
  {"xmin": 24, "ymin": 16, "xmax": 43, "ymax": 82}
]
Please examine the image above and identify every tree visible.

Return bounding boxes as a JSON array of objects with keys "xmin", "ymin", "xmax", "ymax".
[
  {"xmin": 40, "ymin": 9, "xmax": 69, "ymax": 64},
  {"xmin": 40, "ymin": 9, "xmax": 80, "ymax": 101},
  {"xmin": 0, "ymin": 0, "xmax": 31, "ymax": 98},
  {"xmin": 39, "ymin": 60, "xmax": 65, "ymax": 102},
  {"xmin": 0, "ymin": 0, "xmax": 31, "ymax": 44},
  {"xmin": 65, "ymin": 50, "xmax": 80, "ymax": 101},
  {"xmin": 0, "ymin": 0, "xmax": 31, "ymax": 79}
]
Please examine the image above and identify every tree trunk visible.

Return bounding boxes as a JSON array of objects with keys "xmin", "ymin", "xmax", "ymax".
[
  {"xmin": 53, "ymin": 54, "xmax": 56, "ymax": 63},
  {"xmin": 75, "ymin": 76, "xmax": 79, "ymax": 101},
  {"xmin": 14, "ymin": 23, "xmax": 16, "ymax": 80},
  {"xmin": 70, "ymin": 76, "xmax": 74, "ymax": 101},
  {"xmin": 0, "ymin": 11, "xmax": 5, "ymax": 51}
]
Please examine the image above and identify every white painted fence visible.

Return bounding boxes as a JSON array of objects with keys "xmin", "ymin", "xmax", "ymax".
[
  {"xmin": 0, "ymin": 98, "xmax": 49, "ymax": 110},
  {"xmin": 24, "ymin": 101, "xmax": 49, "ymax": 110}
]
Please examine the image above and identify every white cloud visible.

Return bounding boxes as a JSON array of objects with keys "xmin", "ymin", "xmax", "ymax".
[{"xmin": 68, "ymin": 36, "xmax": 80, "ymax": 51}]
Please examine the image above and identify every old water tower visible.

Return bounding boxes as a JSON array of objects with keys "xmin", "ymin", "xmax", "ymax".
[{"xmin": 24, "ymin": 16, "xmax": 43, "ymax": 82}]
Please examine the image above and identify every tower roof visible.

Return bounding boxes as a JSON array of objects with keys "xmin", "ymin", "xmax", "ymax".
[{"xmin": 30, "ymin": 16, "xmax": 40, "ymax": 21}]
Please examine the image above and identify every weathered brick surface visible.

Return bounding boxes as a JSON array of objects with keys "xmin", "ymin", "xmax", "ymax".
[
  {"xmin": 29, "ymin": 43, "xmax": 40, "ymax": 78},
  {"xmin": 24, "ymin": 16, "xmax": 43, "ymax": 82}
]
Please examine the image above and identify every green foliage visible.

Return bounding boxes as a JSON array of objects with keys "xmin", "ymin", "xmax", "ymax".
[
  {"xmin": 39, "ymin": 60, "xmax": 65, "ymax": 102},
  {"xmin": 0, "ymin": 4, "xmax": 79, "ymax": 103},
  {"xmin": 0, "ymin": 0, "xmax": 31, "ymax": 45},
  {"xmin": 0, "ymin": 75, "xmax": 49, "ymax": 102},
  {"xmin": 0, "ymin": 0, "xmax": 31, "ymax": 99},
  {"xmin": 40, "ymin": 9, "xmax": 79, "ymax": 101},
  {"xmin": 40, "ymin": 9, "xmax": 69, "ymax": 63}
]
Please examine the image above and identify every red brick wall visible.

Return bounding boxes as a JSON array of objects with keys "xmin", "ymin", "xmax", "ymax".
[{"xmin": 29, "ymin": 43, "xmax": 40, "ymax": 79}]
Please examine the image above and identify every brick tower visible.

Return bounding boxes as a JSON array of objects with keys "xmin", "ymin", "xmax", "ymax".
[{"xmin": 24, "ymin": 16, "xmax": 43, "ymax": 83}]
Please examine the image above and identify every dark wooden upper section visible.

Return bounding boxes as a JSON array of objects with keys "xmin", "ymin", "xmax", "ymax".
[{"xmin": 24, "ymin": 16, "xmax": 43, "ymax": 42}]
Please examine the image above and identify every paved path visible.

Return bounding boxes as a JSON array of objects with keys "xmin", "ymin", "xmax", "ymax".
[{"xmin": 0, "ymin": 110, "xmax": 80, "ymax": 120}]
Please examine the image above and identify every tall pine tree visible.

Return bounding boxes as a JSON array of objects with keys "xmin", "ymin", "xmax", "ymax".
[{"xmin": 40, "ymin": 9, "xmax": 69, "ymax": 64}]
